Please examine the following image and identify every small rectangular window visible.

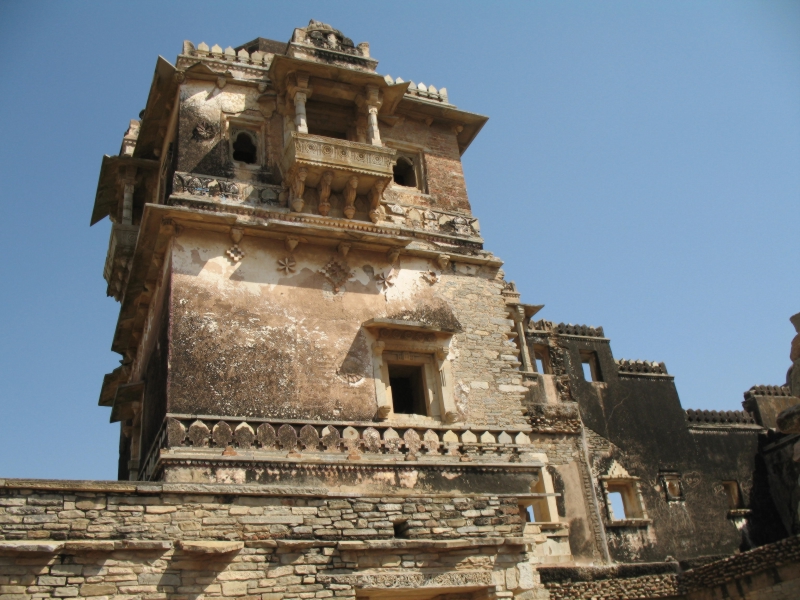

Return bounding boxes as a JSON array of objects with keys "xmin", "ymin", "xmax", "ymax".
[
  {"xmin": 606, "ymin": 481, "xmax": 644, "ymax": 520},
  {"xmin": 533, "ymin": 344, "xmax": 552, "ymax": 374},
  {"xmin": 388, "ymin": 363, "xmax": 427, "ymax": 416},
  {"xmin": 580, "ymin": 350, "xmax": 602, "ymax": 382},
  {"xmin": 608, "ymin": 491, "xmax": 626, "ymax": 519},
  {"xmin": 722, "ymin": 481, "xmax": 742, "ymax": 509}
]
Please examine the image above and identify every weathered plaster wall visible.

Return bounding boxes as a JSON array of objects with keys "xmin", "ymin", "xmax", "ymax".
[{"xmin": 165, "ymin": 229, "xmax": 527, "ymax": 427}]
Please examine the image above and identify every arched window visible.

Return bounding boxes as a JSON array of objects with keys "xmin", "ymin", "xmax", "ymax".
[
  {"xmin": 232, "ymin": 131, "xmax": 257, "ymax": 164},
  {"xmin": 393, "ymin": 156, "xmax": 417, "ymax": 187}
]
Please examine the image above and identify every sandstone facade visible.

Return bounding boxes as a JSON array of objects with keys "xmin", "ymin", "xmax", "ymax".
[{"xmin": 3, "ymin": 19, "xmax": 799, "ymax": 600}]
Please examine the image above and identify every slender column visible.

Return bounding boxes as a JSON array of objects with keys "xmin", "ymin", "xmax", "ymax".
[
  {"xmin": 293, "ymin": 91, "xmax": 308, "ymax": 134},
  {"xmin": 367, "ymin": 105, "xmax": 381, "ymax": 145}
]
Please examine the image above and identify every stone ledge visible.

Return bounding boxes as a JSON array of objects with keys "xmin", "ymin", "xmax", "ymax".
[
  {"xmin": 176, "ymin": 540, "xmax": 244, "ymax": 554},
  {"xmin": 336, "ymin": 537, "xmax": 521, "ymax": 551},
  {"xmin": 0, "ymin": 541, "xmax": 64, "ymax": 554}
]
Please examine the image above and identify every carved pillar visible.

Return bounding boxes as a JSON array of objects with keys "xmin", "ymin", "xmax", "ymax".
[
  {"xmin": 357, "ymin": 85, "xmax": 383, "ymax": 146},
  {"xmin": 293, "ymin": 91, "xmax": 308, "ymax": 134},
  {"xmin": 343, "ymin": 175, "xmax": 358, "ymax": 219},
  {"xmin": 286, "ymin": 71, "xmax": 312, "ymax": 135},
  {"xmin": 318, "ymin": 171, "xmax": 333, "ymax": 216}
]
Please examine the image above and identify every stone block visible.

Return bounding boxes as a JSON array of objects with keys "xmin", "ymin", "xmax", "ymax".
[
  {"xmin": 79, "ymin": 584, "xmax": 117, "ymax": 596},
  {"xmin": 222, "ymin": 581, "xmax": 249, "ymax": 596}
]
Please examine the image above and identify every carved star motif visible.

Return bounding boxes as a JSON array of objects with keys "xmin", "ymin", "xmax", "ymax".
[
  {"xmin": 375, "ymin": 270, "xmax": 396, "ymax": 289},
  {"xmin": 226, "ymin": 245, "xmax": 244, "ymax": 263},
  {"xmin": 277, "ymin": 256, "xmax": 296, "ymax": 275}
]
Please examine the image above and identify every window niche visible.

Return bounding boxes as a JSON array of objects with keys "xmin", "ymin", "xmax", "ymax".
[
  {"xmin": 520, "ymin": 468, "xmax": 554, "ymax": 524},
  {"xmin": 223, "ymin": 113, "xmax": 266, "ymax": 170},
  {"xmin": 533, "ymin": 344, "xmax": 552, "ymax": 375},
  {"xmin": 580, "ymin": 350, "xmax": 602, "ymax": 382},
  {"xmin": 389, "ymin": 150, "xmax": 425, "ymax": 192},
  {"xmin": 364, "ymin": 318, "xmax": 458, "ymax": 423},
  {"xmin": 660, "ymin": 472, "xmax": 684, "ymax": 502},
  {"xmin": 722, "ymin": 480, "xmax": 742, "ymax": 509},
  {"xmin": 601, "ymin": 464, "xmax": 650, "ymax": 527}
]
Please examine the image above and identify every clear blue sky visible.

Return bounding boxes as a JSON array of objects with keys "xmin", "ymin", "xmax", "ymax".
[{"xmin": 0, "ymin": 1, "xmax": 798, "ymax": 480}]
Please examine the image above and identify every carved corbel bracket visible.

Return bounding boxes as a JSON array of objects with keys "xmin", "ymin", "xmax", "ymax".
[
  {"xmin": 338, "ymin": 242, "xmax": 351, "ymax": 257},
  {"xmin": 318, "ymin": 171, "xmax": 334, "ymax": 217},
  {"xmin": 387, "ymin": 249, "xmax": 400, "ymax": 264},
  {"xmin": 368, "ymin": 180, "xmax": 388, "ymax": 224},
  {"xmin": 437, "ymin": 254, "xmax": 450, "ymax": 271},
  {"xmin": 258, "ymin": 91, "xmax": 278, "ymax": 119},
  {"xmin": 285, "ymin": 237, "xmax": 300, "ymax": 253},
  {"xmin": 289, "ymin": 166, "xmax": 308, "ymax": 213},
  {"xmin": 343, "ymin": 176, "xmax": 358, "ymax": 219}
]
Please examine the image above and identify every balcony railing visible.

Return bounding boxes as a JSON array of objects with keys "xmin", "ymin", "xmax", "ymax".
[
  {"xmin": 140, "ymin": 415, "xmax": 538, "ymax": 481},
  {"xmin": 281, "ymin": 132, "xmax": 396, "ymax": 220}
]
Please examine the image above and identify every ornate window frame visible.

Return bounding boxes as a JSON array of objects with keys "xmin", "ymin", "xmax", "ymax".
[
  {"xmin": 363, "ymin": 318, "xmax": 457, "ymax": 424},
  {"xmin": 601, "ymin": 475, "xmax": 651, "ymax": 527},
  {"xmin": 222, "ymin": 113, "xmax": 267, "ymax": 170}
]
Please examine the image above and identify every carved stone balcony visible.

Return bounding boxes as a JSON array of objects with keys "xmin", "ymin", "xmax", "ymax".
[
  {"xmin": 281, "ymin": 132, "xmax": 396, "ymax": 222},
  {"xmin": 103, "ymin": 223, "xmax": 139, "ymax": 301}
]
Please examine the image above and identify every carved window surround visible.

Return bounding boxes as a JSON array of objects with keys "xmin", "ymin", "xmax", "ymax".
[
  {"xmin": 363, "ymin": 318, "xmax": 458, "ymax": 424},
  {"xmin": 221, "ymin": 112, "xmax": 267, "ymax": 171},
  {"xmin": 599, "ymin": 475, "xmax": 651, "ymax": 528}
]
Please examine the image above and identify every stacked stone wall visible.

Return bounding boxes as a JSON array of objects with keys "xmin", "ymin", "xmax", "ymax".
[
  {"xmin": 0, "ymin": 485, "xmax": 525, "ymax": 543},
  {"xmin": 439, "ymin": 272, "xmax": 528, "ymax": 428},
  {"xmin": 0, "ymin": 483, "xmax": 544, "ymax": 599}
]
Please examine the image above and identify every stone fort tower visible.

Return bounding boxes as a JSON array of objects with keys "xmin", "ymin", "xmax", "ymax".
[{"xmin": 1, "ymin": 20, "xmax": 797, "ymax": 600}]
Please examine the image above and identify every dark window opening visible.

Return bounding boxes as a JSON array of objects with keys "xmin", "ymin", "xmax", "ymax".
[
  {"xmin": 393, "ymin": 520, "xmax": 409, "ymax": 538},
  {"xmin": 580, "ymin": 350, "xmax": 602, "ymax": 382},
  {"xmin": 388, "ymin": 364, "xmax": 427, "ymax": 415},
  {"xmin": 393, "ymin": 156, "xmax": 417, "ymax": 187},
  {"xmin": 533, "ymin": 344, "xmax": 552, "ymax": 374},
  {"xmin": 232, "ymin": 132, "xmax": 257, "ymax": 164}
]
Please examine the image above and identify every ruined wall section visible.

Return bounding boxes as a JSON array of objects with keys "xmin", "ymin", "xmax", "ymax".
[{"xmin": 526, "ymin": 325, "xmax": 769, "ymax": 563}]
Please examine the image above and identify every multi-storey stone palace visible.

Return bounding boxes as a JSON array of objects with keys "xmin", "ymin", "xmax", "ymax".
[{"xmin": 1, "ymin": 21, "xmax": 799, "ymax": 600}]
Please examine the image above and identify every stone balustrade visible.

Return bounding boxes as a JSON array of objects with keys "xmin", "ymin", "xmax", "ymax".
[{"xmin": 141, "ymin": 416, "xmax": 538, "ymax": 481}]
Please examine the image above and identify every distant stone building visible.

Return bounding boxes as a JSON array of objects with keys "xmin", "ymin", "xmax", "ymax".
[{"xmin": 1, "ymin": 20, "xmax": 798, "ymax": 600}]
